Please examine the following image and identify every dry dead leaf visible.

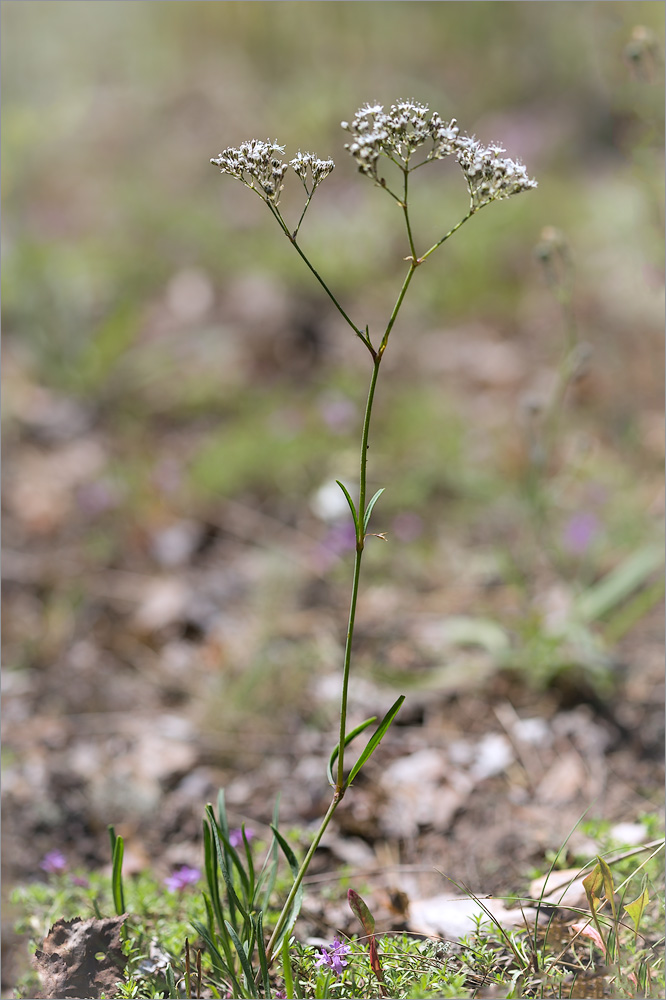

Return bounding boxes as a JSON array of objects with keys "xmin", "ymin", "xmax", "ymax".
[{"xmin": 33, "ymin": 915, "xmax": 127, "ymax": 999}]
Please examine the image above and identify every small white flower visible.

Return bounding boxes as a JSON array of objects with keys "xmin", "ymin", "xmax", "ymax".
[
  {"xmin": 210, "ymin": 139, "xmax": 289, "ymax": 205},
  {"xmin": 455, "ymin": 139, "xmax": 537, "ymax": 210},
  {"xmin": 289, "ymin": 151, "xmax": 335, "ymax": 188}
]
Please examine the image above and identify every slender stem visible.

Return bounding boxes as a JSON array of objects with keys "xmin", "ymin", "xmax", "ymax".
[
  {"xmin": 335, "ymin": 355, "xmax": 382, "ymax": 794},
  {"xmin": 265, "ymin": 199, "xmax": 370, "ymax": 347},
  {"xmin": 418, "ymin": 209, "xmax": 474, "ymax": 262},
  {"xmin": 292, "ymin": 187, "xmax": 314, "ymax": 239},
  {"xmin": 379, "ymin": 262, "xmax": 417, "ymax": 355},
  {"xmin": 263, "ymin": 175, "xmax": 428, "ymax": 976},
  {"xmin": 265, "ymin": 794, "xmax": 339, "ymax": 966},
  {"xmin": 401, "ymin": 168, "xmax": 418, "ymax": 261},
  {"xmin": 288, "ymin": 236, "xmax": 365, "ymax": 341}
]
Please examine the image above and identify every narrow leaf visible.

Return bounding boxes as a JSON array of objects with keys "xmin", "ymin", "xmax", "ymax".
[
  {"xmin": 225, "ymin": 920, "xmax": 255, "ymax": 993},
  {"xmin": 327, "ymin": 716, "xmax": 377, "ymax": 786},
  {"xmin": 203, "ymin": 819, "xmax": 226, "ymax": 937},
  {"xmin": 111, "ymin": 835, "xmax": 126, "ymax": 916},
  {"xmin": 281, "ymin": 936, "xmax": 295, "ymax": 1000},
  {"xmin": 335, "ymin": 480, "xmax": 359, "ymax": 531},
  {"xmin": 363, "ymin": 488, "xmax": 385, "ymax": 532},
  {"xmin": 206, "ymin": 806, "xmax": 250, "ymax": 926},
  {"xmin": 255, "ymin": 912, "xmax": 272, "ymax": 999},
  {"xmin": 348, "ymin": 888, "xmax": 375, "ymax": 936},
  {"xmin": 191, "ymin": 919, "xmax": 241, "ymax": 995},
  {"xmin": 270, "ymin": 826, "xmax": 304, "ymax": 949},
  {"xmin": 346, "ymin": 695, "xmax": 405, "ymax": 786},
  {"xmin": 270, "ymin": 825, "xmax": 300, "ymax": 879},
  {"xmin": 217, "ymin": 788, "xmax": 230, "ymax": 839}
]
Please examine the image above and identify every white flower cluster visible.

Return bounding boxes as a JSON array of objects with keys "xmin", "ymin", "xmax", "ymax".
[
  {"xmin": 455, "ymin": 137, "xmax": 538, "ymax": 210},
  {"xmin": 210, "ymin": 139, "xmax": 289, "ymax": 205},
  {"xmin": 341, "ymin": 99, "xmax": 536, "ymax": 209},
  {"xmin": 290, "ymin": 151, "xmax": 335, "ymax": 190},
  {"xmin": 211, "ymin": 141, "xmax": 334, "ymax": 206}
]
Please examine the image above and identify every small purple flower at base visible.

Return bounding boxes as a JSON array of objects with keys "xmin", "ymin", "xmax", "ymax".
[
  {"xmin": 71, "ymin": 875, "xmax": 90, "ymax": 888},
  {"xmin": 164, "ymin": 865, "xmax": 201, "ymax": 892},
  {"xmin": 316, "ymin": 937, "xmax": 351, "ymax": 977},
  {"xmin": 228, "ymin": 827, "xmax": 255, "ymax": 849},
  {"xmin": 562, "ymin": 512, "xmax": 600, "ymax": 554},
  {"xmin": 40, "ymin": 850, "xmax": 67, "ymax": 874}
]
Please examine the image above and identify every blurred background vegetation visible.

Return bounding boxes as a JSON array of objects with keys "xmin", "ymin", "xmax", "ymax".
[
  {"xmin": 3, "ymin": 0, "xmax": 663, "ymax": 599},
  {"xmin": 3, "ymin": 1, "xmax": 664, "ymax": 679},
  {"xmin": 2, "ymin": 0, "xmax": 664, "ymax": 840}
]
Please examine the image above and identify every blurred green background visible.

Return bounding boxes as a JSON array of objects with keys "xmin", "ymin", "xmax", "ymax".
[
  {"xmin": 2, "ymin": 0, "xmax": 663, "ymax": 565},
  {"xmin": 2, "ymin": 0, "xmax": 664, "ymax": 725}
]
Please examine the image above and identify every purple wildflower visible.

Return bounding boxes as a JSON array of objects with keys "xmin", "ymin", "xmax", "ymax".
[
  {"xmin": 562, "ymin": 512, "xmax": 600, "ymax": 554},
  {"xmin": 228, "ymin": 827, "xmax": 255, "ymax": 849},
  {"xmin": 71, "ymin": 875, "xmax": 90, "ymax": 888},
  {"xmin": 40, "ymin": 850, "xmax": 67, "ymax": 874},
  {"xmin": 164, "ymin": 865, "xmax": 201, "ymax": 892},
  {"xmin": 316, "ymin": 937, "xmax": 351, "ymax": 977}
]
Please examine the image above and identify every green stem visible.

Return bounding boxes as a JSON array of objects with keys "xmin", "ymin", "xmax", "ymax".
[
  {"xmin": 379, "ymin": 262, "xmax": 417, "ymax": 355},
  {"xmin": 401, "ymin": 168, "xmax": 417, "ymax": 261},
  {"xmin": 335, "ymin": 354, "xmax": 382, "ymax": 794},
  {"xmin": 264, "ymin": 182, "xmax": 426, "ymax": 976},
  {"xmin": 266, "ymin": 794, "xmax": 339, "ymax": 965},
  {"xmin": 266, "ymin": 199, "xmax": 371, "ymax": 349},
  {"xmin": 289, "ymin": 236, "xmax": 366, "ymax": 343},
  {"xmin": 418, "ymin": 209, "xmax": 475, "ymax": 263}
]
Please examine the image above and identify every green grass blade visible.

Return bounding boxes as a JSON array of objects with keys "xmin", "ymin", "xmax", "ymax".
[
  {"xmin": 241, "ymin": 825, "xmax": 256, "ymax": 902},
  {"xmin": 206, "ymin": 801, "xmax": 251, "ymax": 903},
  {"xmin": 363, "ymin": 487, "xmax": 385, "ymax": 531},
  {"xmin": 225, "ymin": 920, "xmax": 256, "ymax": 994},
  {"xmin": 255, "ymin": 912, "xmax": 272, "ymax": 999},
  {"xmin": 192, "ymin": 919, "xmax": 242, "ymax": 995},
  {"xmin": 111, "ymin": 835, "xmax": 126, "ymax": 916},
  {"xmin": 346, "ymin": 695, "xmax": 405, "ymax": 786},
  {"xmin": 282, "ymin": 936, "xmax": 295, "ymax": 1000},
  {"xmin": 217, "ymin": 788, "xmax": 230, "ymax": 839},
  {"xmin": 206, "ymin": 806, "xmax": 251, "ymax": 935},
  {"xmin": 203, "ymin": 819, "xmax": 226, "ymax": 937},
  {"xmin": 270, "ymin": 825, "xmax": 299, "ymax": 879},
  {"xmin": 270, "ymin": 825, "xmax": 304, "ymax": 949},
  {"xmin": 327, "ymin": 716, "xmax": 377, "ymax": 786}
]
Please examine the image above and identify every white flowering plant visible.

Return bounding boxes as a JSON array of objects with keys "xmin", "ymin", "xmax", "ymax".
[{"xmin": 206, "ymin": 99, "xmax": 536, "ymax": 996}]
